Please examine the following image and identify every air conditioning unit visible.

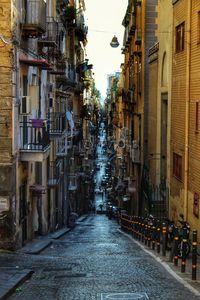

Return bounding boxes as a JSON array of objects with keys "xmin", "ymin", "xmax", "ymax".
[
  {"xmin": 132, "ymin": 141, "xmax": 140, "ymax": 163},
  {"xmin": 20, "ymin": 96, "xmax": 31, "ymax": 114},
  {"xmin": 118, "ymin": 138, "xmax": 125, "ymax": 148}
]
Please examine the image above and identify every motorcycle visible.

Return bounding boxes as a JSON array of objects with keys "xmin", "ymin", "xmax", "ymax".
[{"xmin": 177, "ymin": 217, "xmax": 191, "ymax": 258}]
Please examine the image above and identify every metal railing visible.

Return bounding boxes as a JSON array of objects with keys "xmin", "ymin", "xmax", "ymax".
[
  {"xmin": 42, "ymin": 16, "xmax": 58, "ymax": 42},
  {"xmin": 20, "ymin": 120, "xmax": 50, "ymax": 152},
  {"xmin": 23, "ymin": 0, "xmax": 46, "ymax": 32},
  {"xmin": 47, "ymin": 112, "xmax": 66, "ymax": 135},
  {"xmin": 48, "ymin": 161, "xmax": 61, "ymax": 186}
]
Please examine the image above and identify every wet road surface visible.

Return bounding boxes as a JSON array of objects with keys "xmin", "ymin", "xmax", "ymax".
[{"xmin": 7, "ymin": 214, "xmax": 200, "ymax": 300}]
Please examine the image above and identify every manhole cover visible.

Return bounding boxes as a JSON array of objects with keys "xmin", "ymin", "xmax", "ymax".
[{"xmin": 100, "ymin": 293, "xmax": 149, "ymax": 300}]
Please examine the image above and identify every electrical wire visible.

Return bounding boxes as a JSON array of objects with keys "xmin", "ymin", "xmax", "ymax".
[{"xmin": 0, "ymin": 35, "xmax": 12, "ymax": 44}]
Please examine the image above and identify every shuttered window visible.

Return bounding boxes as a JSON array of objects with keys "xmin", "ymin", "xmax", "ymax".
[
  {"xmin": 176, "ymin": 22, "xmax": 185, "ymax": 53},
  {"xmin": 173, "ymin": 152, "xmax": 182, "ymax": 181}
]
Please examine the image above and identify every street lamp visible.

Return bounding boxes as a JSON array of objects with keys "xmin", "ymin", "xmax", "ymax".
[{"xmin": 110, "ymin": 35, "xmax": 119, "ymax": 48}]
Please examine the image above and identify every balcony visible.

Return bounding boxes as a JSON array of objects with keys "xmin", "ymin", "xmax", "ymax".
[
  {"xmin": 75, "ymin": 14, "xmax": 88, "ymax": 42},
  {"xmin": 57, "ymin": 0, "xmax": 69, "ymax": 10},
  {"xmin": 131, "ymin": 141, "xmax": 140, "ymax": 164},
  {"xmin": 50, "ymin": 62, "xmax": 66, "ymax": 75},
  {"xmin": 38, "ymin": 17, "xmax": 58, "ymax": 47},
  {"xmin": 30, "ymin": 184, "xmax": 46, "ymax": 195},
  {"xmin": 61, "ymin": 5, "xmax": 76, "ymax": 27},
  {"xmin": 56, "ymin": 136, "xmax": 72, "ymax": 157},
  {"xmin": 56, "ymin": 74, "xmax": 76, "ymax": 90},
  {"xmin": 74, "ymin": 82, "xmax": 84, "ymax": 94},
  {"xmin": 48, "ymin": 112, "xmax": 66, "ymax": 137},
  {"xmin": 68, "ymin": 175, "xmax": 77, "ymax": 191},
  {"xmin": 21, "ymin": 0, "xmax": 46, "ymax": 38},
  {"xmin": 135, "ymin": 29, "xmax": 142, "ymax": 45},
  {"xmin": 47, "ymin": 160, "xmax": 61, "ymax": 187},
  {"xmin": 20, "ymin": 119, "xmax": 50, "ymax": 162}
]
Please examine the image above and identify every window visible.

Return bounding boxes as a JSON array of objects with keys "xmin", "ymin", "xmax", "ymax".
[
  {"xmin": 35, "ymin": 162, "xmax": 42, "ymax": 185},
  {"xmin": 198, "ymin": 12, "xmax": 200, "ymax": 43},
  {"xmin": 176, "ymin": 22, "xmax": 185, "ymax": 53},
  {"xmin": 173, "ymin": 152, "xmax": 182, "ymax": 181},
  {"xmin": 195, "ymin": 101, "xmax": 199, "ymax": 132}
]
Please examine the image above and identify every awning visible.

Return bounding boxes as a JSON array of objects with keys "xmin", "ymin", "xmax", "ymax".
[
  {"xmin": 30, "ymin": 184, "xmax": 46, "ymax": 194},
  {"xmin": 20, "ymin": 59, "xmax": 52, "ymax": 69},
  {"xmin": 50, "ymin": 70, "xmax": 65, "ymax": 75}
]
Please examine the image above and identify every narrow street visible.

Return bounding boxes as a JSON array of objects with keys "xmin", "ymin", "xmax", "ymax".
[{"xmin": 2, "ymin": 214, "xmax": 198, "ymax": 300}]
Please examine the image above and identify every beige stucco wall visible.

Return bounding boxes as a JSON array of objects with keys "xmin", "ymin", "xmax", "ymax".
[
  {"xmin": 156, "ymin": 0, "xmax": 173, "ymax": 188},
  {"xmin": 148, "ymin": 57, "xmax": 158, "ymax": 186}
]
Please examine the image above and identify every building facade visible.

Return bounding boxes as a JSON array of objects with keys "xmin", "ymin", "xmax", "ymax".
[
  {"xmin": 0, "ymin": 0, "xmax": 98, "ymax": 250},
  {"xmin": 170, "ymin": 0, "xmax": 200, "ymax": 232}
]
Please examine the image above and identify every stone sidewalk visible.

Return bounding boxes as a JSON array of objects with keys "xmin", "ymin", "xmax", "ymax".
[
  {"xmin": 0, "ymin": 215, "xmax": 88, "ymax": 299},
  {"xmin": 1, "ymin": 216, "xmax": 200, "ymax": 299},
  {"xmin": 119, "ymin": 228, "xmax": 200, "ymax": 296},
  {"xmin": 0, "ymin": 268, "xmax": 33, "ymax": 300}
]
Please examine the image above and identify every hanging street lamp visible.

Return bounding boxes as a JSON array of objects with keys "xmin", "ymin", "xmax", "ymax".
[{"xmin": 110, "ymin": 35, "xmax": 119, "ymax": 48}]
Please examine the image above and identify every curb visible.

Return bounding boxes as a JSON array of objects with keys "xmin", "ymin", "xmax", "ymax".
[
  {"xmin": 118, "ymin": 229, "xmax": 200, "ymax": 297},
  {"xmin": 49, "ymin": 228, "xmax": 71, "ymax": 240},
  {"xmin": 0, "ymin": 269, "xmax": 34, "ymax": 300},
  {"xmin": 17, "ymin": 240, "xmax": 52, "ymax": 255}
]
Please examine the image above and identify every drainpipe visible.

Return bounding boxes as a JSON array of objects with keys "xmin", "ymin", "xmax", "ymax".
[{"xmin": 184, "ymin": 0, "xmax": 191, "ymax": 221}]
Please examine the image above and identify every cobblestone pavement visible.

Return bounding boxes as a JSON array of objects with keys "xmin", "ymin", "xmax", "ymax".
[{"xmin": 3, "ymin": 214, "xmax": 200, "ymax": 300}]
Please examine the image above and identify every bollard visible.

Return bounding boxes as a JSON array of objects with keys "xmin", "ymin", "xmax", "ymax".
[
  {"xmin": 133, "ymin": 217, "xmax": 136, "ymax": 238},
  {"xmin": 181, "ymin": 227, "xmax": 188, "ymax": 273},
  {"xmin": 192, "ymin": 230, "xmax": 197, "ymax": 280},
  {"xmin": 157, "ymin": 226, "xmax": 161, "ymax": 254},
  {"xmin": 147, "ymin": 224, "xmax": 151, "ymax": 247},
  {"xmin": 141, "ymin": 221, "xmax": 144, "ymax": 243},
  {"xmin": 173, "ymin": 227, "xmax": 179, "ymax": 266},
  {"xmin": 135, "ymin": 217, "xmax": 138, "ymax": 239},
  {"xmin": 152, "ymin": 225, "xmax": 156, "ymax": 250},
  {"xmin": 144, "ymin": 222, "xmax": 148, "ymax": 245},
  {"xmin": 138, "ymin": 217, "xmax": 141, "ymax": 241},
  {"xmin": 162, "ymin": 222, "xmax": 167, "ymax": 256}
]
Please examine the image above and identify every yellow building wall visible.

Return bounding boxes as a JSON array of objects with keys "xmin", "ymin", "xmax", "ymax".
[
  {"xmin": 170, "ymin": 0, "xmax": 188, "ymax": 221},
  {"xmin": 156, "ymin": 0, "xmax": 173, "ymax": 188},
  {"xmin": 148, "ymin": 58, "xmax": 158, "ymax": 186},
  {"xmin": 187, "ymin": 0, "xmax": 200, "ymax": 232},
  {"xmin": 0, "ymin": 1, "xmax": 13, "ymax": 163}
]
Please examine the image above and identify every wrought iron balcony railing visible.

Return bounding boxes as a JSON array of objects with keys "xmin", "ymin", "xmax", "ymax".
[
  {"xmin": 38, "ymin": 17, "xmax": 58, "ymax": 47},
  {"xmin": 21, "ymin": 0, "xmax": 46, "ymax": 38},
  {"xmin": 56, "ymin": 136, "xmax": 72, "ymax": 157},
  {"xmin": 47, "ymin": 160, "xmax": 61, "ymax": 187},
  {"xmin": 47, "ymin": 112, "xmax": 66, "ymax": 136},
  {"xmin": 75, "ymin": 14, "xmax": 88, "ymax": 42},
  {"xmin": 20, "ymin": 119, "xmax": 50, "ymax": 152}
]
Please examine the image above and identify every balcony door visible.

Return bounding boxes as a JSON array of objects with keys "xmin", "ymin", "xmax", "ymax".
[{"xmin": 160, "ymin": 93, "xmax": 168, "ymax": 186}]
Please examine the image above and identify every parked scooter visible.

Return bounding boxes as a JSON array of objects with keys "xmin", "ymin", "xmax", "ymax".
[{"xmin": 177, "ymin": 215, "xmax": 191, "ymax": 258}]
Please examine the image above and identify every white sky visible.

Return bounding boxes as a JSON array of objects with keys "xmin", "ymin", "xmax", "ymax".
[{"xmin": 84, "ymin": 0, "xmax": 128, "ymax": 99}]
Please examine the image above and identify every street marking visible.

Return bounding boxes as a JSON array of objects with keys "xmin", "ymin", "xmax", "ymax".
[
  {"xmin": 100, "ymin": 292, "xmax": 149, "ymax": 299},
  {"xmin": 118, "ymin": 229, "xmax": 200, "ymax": 297}
]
